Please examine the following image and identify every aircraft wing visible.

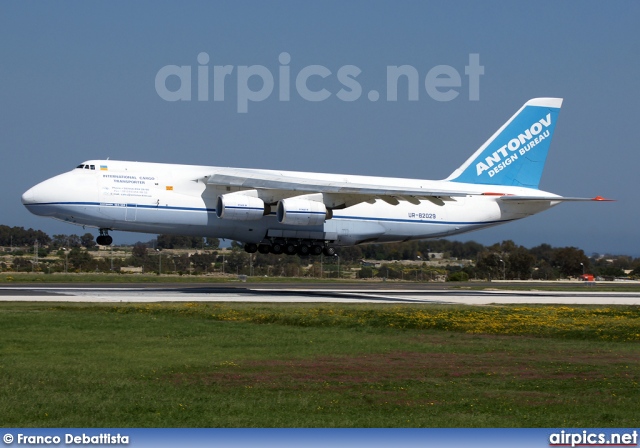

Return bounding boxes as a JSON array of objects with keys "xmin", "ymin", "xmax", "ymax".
[{"xmin": 205, "ymin": 168, "xmax": 476, "ymax": 207}]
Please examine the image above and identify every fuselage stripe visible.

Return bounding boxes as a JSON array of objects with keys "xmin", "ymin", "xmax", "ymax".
[{"xmin": 25, "ymin": 201, "xmax": 511, "ymax": 226}]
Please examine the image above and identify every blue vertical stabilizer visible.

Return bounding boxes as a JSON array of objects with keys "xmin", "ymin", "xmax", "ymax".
[{"xmin": 447, "ymin": 98, "xmax": 562, "ymax": 188}]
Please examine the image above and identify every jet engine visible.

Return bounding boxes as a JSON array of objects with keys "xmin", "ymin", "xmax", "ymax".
[
  {"xmin": 216, "ymin": 194, "xmax": 267, "ymax": 220},
  {"xmin": 277, "ymin": 198, "xmax": 328, "ymax": 226}
]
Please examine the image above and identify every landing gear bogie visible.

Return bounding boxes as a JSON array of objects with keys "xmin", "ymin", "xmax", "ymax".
[{"xmin": 242, "ymin": 239, "xmax": 336, "ymax": 257}]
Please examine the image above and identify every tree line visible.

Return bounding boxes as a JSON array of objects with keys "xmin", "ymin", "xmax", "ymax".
[{"xmin": 1, "ymin": 225, "xmax": 638, "ymax": 279}]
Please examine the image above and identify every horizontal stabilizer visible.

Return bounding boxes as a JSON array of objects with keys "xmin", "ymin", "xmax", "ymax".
[{"xmin": 499, "ymin": 195, "xmax": 614, "ymax": 202}]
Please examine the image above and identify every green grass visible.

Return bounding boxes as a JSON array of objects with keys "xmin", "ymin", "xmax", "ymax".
[{"xmin": 0, "ymin": 302, "xmax": 638, "ymax": 427}]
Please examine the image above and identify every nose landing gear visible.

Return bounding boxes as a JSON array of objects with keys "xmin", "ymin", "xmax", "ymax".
[{"xmin": 96, "ymin": 229, "xmax": 113, "ymax": 246}]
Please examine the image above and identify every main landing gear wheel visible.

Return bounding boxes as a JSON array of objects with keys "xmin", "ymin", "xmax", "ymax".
[
  {"xmin": 257, "ymin": 244, "xmax": 271, "ymax": 255},
  {"xmin": 284, "ymin": 243, "xmax": 298, "ymax": 256},
  {"xmin": 270, "ymin": 243, "xmax": 284, "ymax": 255},
  {"xmin": 310, "ymin": 245, "xmax": 323, "ymax": 256},
  {"xmin": 96, "ymin": 230, "xmax": 113, "ymax": 246},
  {"xmin": 244, "ymin": 243, "xmax": 258, "ymax": 253},
  {"xmin": 323, "ymin": 246, "xmax": 336, "ymax": 256},
  {"xmin": 297, "ymin": 244, "xmax": 310, "ymax": 256}
]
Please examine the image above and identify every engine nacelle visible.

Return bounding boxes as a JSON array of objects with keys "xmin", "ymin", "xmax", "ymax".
[
  {"xmin": 216, "ymin": 194, "xmax": 267, "ymax": 221},
  {"xmin": 277, "ymin": 198, "xmax": 328, "ymax": 226}
]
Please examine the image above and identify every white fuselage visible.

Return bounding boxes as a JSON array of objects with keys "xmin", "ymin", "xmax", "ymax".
[{"xmin": 22, "ymin": 160, "xmax": 558, "ymax": 246}]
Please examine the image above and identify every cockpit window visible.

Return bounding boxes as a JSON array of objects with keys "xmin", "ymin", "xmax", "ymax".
[
  {"xmin": 90, "ymin": 165, "xmax": 95, "ymax": 170},
  {"xmin": 76, "ymin": 164, "xmax": 85, "ymax": 169},
  {"xmin": 84, "ymin": 165, "xmax": 90, "ymax": 169}
]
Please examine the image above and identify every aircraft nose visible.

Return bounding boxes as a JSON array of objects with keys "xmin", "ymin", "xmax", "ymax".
[
  {"xmin": 21, "ymin": 186, "xmax": 36, "ymax": 205},
  {"xmin": 23, "ymin": 171, "xmax": 96, "ymax": 218},
  {"xmin": 22, "ymin": 179, "xmax": 58, "ymax": 216},
  {"xmin": 22, "ymin": 175, "xmax": 66, "ymax": 207}
]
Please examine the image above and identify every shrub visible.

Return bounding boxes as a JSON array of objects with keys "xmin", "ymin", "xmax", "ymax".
[{"xmin": 448, "ymin": 271, "xmax": 469, "ymax": 282}]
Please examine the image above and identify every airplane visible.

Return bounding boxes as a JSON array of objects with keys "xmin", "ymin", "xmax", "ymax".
[{"xmin": 22, "ymin": 98, "xmax": 610, "ymax": 256}]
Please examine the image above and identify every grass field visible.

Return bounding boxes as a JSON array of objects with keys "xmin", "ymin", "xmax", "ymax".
[{"xmin": 1, "ymin": 302, "xmax": 638, "ymax": 427}]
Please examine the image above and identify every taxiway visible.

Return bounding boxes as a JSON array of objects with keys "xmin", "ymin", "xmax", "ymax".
[{"xmin": 1, "ymin": 285, "xmax": 639, "ymax": 305}]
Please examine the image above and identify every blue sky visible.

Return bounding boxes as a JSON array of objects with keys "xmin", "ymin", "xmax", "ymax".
[{"xmin": 2, "ymin": 1, "xmax": 638, "ymax": 255}]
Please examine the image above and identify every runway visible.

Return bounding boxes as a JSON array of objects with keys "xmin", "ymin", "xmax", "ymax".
[{"xmin": 1, "ymin": 285, "xmax": 640, "ymax": 305}]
